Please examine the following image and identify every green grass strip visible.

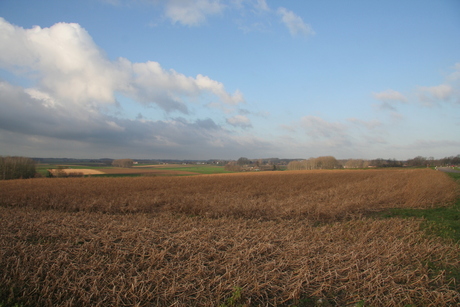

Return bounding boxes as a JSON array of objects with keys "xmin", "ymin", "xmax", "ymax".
[{"xmin": 379, "ymin": 172, "xmax": 460, "ymax": 242}]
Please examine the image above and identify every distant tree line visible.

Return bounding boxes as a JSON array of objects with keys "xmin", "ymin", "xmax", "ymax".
[
  {"xmin": 357, "ymin": 155, "xmax": 458, "ymax": 168},
  {"xmin": 287, "ymin": 156, "xmax": 342, "ymax": 170},
  {"xmin": 344, "ymin": 159, "xmax": 369, "ymax": 168},
  {"xmin": 405, "ymin": 155, "xmax": 460, "ymax": 167},
  {"xmin": 286, "ymin": 154, "xmax": 460, "ymax": 171},
  {"xmin": 225, "ymin": 157, "xmax": 283, "ymax": 172},
  {"xmin": 440, "ymin": 155, "xmax": 460, "ymax": 166},
  {"xmin": 0, "ymin": 156, "xmax": 36, "ymax": 180},
  {"xmin": 367, "ymin": 158, "xmax": 403, "ymax": 168},
  {"xmin": 112, "ymin": 159, "xmax": 134, "ymax": 168},
  {"xmin": 342, "ymin": 155, "xmax": 460, "ymax": 168}
]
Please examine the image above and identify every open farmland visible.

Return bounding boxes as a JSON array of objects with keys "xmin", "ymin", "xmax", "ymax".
[
  {"xmin": 96, "ymin": 167, "xmax": 198, "ymax": 176},
  {"xmin": 1, "ymin": 169, "xmax": 459, "ymax": 306},
  {"xmin": 41, "ymin": 163, "xmax": 230, "ymax": 177}
]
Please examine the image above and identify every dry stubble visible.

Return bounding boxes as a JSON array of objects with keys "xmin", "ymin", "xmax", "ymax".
[{"xmin": 0, "ymin": 169, "xmax": 459, "ymax": 306}]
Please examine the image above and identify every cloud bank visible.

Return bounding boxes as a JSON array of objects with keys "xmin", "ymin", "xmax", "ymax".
[
  {"xmin": 111, "ymin": 0, "xmax": 315, "ymax": 37},
  {"xmin": 0, "ymin": 18, "xmax": 258, "ymax": 159},
  {"xmin": 0, "ymin": 18, "xmax": 244, "ymax": 114},
  {"xmin": 0, "ymin": 7, "xmax": 458, "ymax": 160}
]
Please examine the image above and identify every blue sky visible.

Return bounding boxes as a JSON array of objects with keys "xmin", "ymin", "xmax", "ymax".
[{"xmin": 0, "ymin": 0, "xmax": 459, "ymax": 160}]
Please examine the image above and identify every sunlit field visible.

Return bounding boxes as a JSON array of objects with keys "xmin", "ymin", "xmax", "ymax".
[{"xmin": 1, "ymin": 169, "xmax": 459, "ymax": 306}]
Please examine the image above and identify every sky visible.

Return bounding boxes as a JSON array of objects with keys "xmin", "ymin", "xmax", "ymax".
[{"xmin": 0, "ymin": 0, "xmax": 459, "ymax": 160}]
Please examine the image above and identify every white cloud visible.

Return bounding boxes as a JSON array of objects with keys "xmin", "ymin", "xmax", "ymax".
[
  {"xmin": 231, "ymin": 0, "xmax": 269, "ymax": 12},
  {"xmin": 104, "ymin": 1, "xmax": 314, "ymax": 39},
  {"xmin": 417, "ymin": 84, "xmax": 453, "ymax": 106},
  {"xmin": 422, "ymin": 84, "xmax": 453, "ymax": 100},
  {"xmin": 0, "ymin": 18, "xmax": 259, "ymax": 159},
  {"xmin": 164, "ymin": 0, "xmax": 226, "ymax": 26},
  {"xmin": 416, "ymin": 64, "xmax": 460, "ymax": 106},
  {"xmin": 446, "ymin": 62, "xmax": 460, "ymax": 82},
  {"xmin": 300, "ymin": 116, "xmax": 346, "ymax": 139},
  {"xmin": 277, "ymin": 7, "xmax": 315, "ymax": 37},
  {"xmin": 0, "ymin": 18, "xmax": 243, "ymax": 114},
  {"xmin": 254, "ymin": 0, "xmax": 269, "ymax": 12},
  {"xmin": 24, "ymin": 88, "xmax": 59, "ymax": 109},
  {"xmin": 372, "ymin": 89, "xmax": 408, "ymax": 111},
  {"xmin": 373, "ymin": 89, "xmax": 407, "ymax": 102},
  {"xmin": 373, "ymin": 64, "xmax": 460, "ymax": 110},
  {"xmin": 195, "ymin": 74, "xmax": 245, "ymax": 105},
  {"xmin": 0, "ymin": 18, "xmax": 123, "ymax": 107},
  {"xmin": 100, "ymin": 0, "xmax": 122, "ymax": 6},
  {"xmin": 347, "ymin": 118, "xmax": 382, "ymax": 130},
  {"xmin": 226, "ymin": 115, "xmax": 252, "ymax": 128},
  {"xmin": 0, "ymin": 81, "xmax": 122, "ymax": 137}
]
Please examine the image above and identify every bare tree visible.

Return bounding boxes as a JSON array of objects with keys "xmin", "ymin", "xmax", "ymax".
[
  {"xmin": 0, "ymin": 156, "xmax": 36, "ymax": 180},
  {"xmin": 345, "ymin": 159, "xmax": 367, "ymax": 168},
  {"xmin": 287, "ymin": 161, "xmax": 303, "ymax": 170},
  {"xmin": 112, "ymin": 159, "xmax": 134, "ymax": 168},
  {"xmin": 237, "ymin": 157, "xmax": 250, "ymax": 166},
  {"xmin": 224, "ymin": 161, "xmax": 242, "ymax": 172},
  {"xmin": 287, "ymin": 156, "xmax": 341, "ymax": 170},
  {"xmin": 406, "ymin": 156, "xmax": 427, "ymax": 167}
]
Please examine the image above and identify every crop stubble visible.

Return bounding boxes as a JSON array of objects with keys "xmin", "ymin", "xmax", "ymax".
[{"xmin": 0, "ymin": 169, "xmax": 459, "ymax": 306}]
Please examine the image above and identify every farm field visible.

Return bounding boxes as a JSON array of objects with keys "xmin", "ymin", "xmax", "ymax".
[
  {"xmin": 1, "ymin": 169, "xmax": 459, "ymax": 306},
  {"xmin": 37, "ymin": 163, "xmax": 230, "ymax": 177}
]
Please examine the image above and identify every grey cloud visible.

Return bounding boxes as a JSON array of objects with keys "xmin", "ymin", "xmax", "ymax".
[
  {"xmin": 0, "ymin": 80, "xmax": 270, "ymax": 159},
  {"xmin": 226, "ymin": 115, "xmax": 252, "ymax": 128},
  {"xmin": 300, "ymin": 116, "xmax": 347, "ymax": 139},
  {"xmin": 194, "ymin": 118, "xmax": 220, "ymax": 130},
  {"xmin": 0, "ymin": 81, "xmax": 126, "ymax": 143}
]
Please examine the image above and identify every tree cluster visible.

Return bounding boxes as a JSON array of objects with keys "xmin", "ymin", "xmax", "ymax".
[
  {"xmin": 237, "ymin": 157, "xmax": 250, "ymax": 166},
  {"xmin": 224, "ymin": 161, "xmax": 242, "ymax": 172},
  {"xmin": 344, "ymin": 155, "xmax": 460, "ymax": 168},
  {"xmin": 344, "ymin": 159, "xmax": 369, "ymax": 168},
  {"xmin": 406, "ymin": 155, "xmax": 460, "ymax": 167},
  {"xmin": 368, "ymin": 158, "xmax": 403, "ymax": 168},
  {"xmin": 112, "ymin": 159, "xmax": 134, "ymax": 168},
  {"xmin": 440, "ymin": 155, "xmax": 460, "ymax": 166},
  {"xmin": 287, "ymin": 156, "xmax": 342, "ymax": 170},
  {"xmin": 0, "ymin": 156, "xmax": 36, "ymax": 180}
]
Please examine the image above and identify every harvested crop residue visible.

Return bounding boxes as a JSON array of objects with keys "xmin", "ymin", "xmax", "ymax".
[
  {"xmin": 1, "ymin": 169, "xmax": 459, "ymax": 306},
  {"xmin": 48, "ymin": 168, "xmax": 104, "ymax": 175}
]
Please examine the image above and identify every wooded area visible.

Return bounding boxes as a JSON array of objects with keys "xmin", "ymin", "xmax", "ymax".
[{"xmin": 0, "ymin": 156, "xmax": 36, "ymax": 180}]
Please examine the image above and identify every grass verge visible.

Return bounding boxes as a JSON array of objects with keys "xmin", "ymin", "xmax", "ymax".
[{"xmin": 377, "ymin": 172, "xmax": 460, "ymax": 242}]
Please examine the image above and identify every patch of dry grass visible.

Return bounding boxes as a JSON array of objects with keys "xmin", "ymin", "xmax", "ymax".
[
  {"xmin": 0, "ymin": 169, "xmax": 459, "ymax": 306},
  {"xmin": 48, "ymin": 168, "xmax": 105, "ymax": 175}
]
